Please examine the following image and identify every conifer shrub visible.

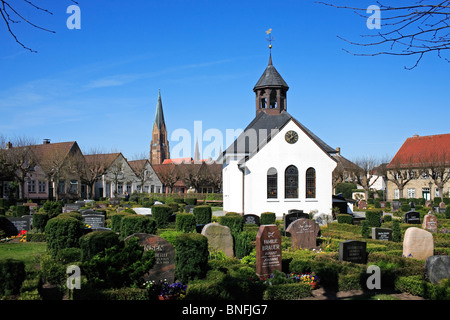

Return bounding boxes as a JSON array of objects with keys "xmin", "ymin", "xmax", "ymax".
[
  {"xmin": 260, "ymin": 212, "xmax": 276, "ymax": 225},
  {"xmin": 32, "ymin": 212, "xmax": 49, "ymax": 232},
  {"xmin": 110, "ymin": 212, "xmax": 132, "ymax": 233},
  {"xmin": 366, "ymin": 210, "xmax": 382, "ymax": 227},
  {"xmin": 235, "ymin": 231, "xmax": 254, "ymax": 259},
  {"xmin": 119, "ymin": 215, "xmax": 156, "ymax": 239},
  {"xmin": 361, "ymin": 220, "xmax": 371, "ymax": 238},
  {"xmin": 79, "ymin": 230, "xmax": 121, "ymax": 261},
  {"xmin": 175, "ymin": 233, "xmax": 209, "ymax": 283},
  {"xmin": 184, "ymin": 198, "xmax": 197, "ymax": 205},
  {"xmin": 392, "ymin": 219, "xmax": 402, "ymax": 242},
  {"xmin": 14, "ymin": 205, "xmax": 29, "ymax": 217},
  {"xmin": 151, "ymin": 204, "xmax": 172, "ymax": 228},
  {"xmin": 0, "ymin": 259, "xmax": 26, "ymax": 296},
  {"xmin": 337, "ymin": 214, "xmax": 353, "ymax": 224},
  {"xmin": 175, "ymin": 213, "xmax": 196, "ymax": 233},
  {"xmin": 219, "ymin": 213, "xmax": 243, "ymax": 235},
  {"xmin": 193, "ymin": 205, "xmax": 212, "ymax": 225},
  {"xmin": 45, "ymin": 215, "xmax": 84, "ymax": 257}
]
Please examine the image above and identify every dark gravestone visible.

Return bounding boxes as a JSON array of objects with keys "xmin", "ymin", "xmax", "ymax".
[
  {"xmin": 243, "ymin": 214, "xmax": 260, "ymax": 226},
  {"xmin": 185, "ymin": 205, "xmax": 195, "ymax": 214},
  {"xmin": 392, "ymin": 201, "xmax": 401, "ymax": 211},
  {"xmin": 82, "ymin": 214, "xmax": 105, "ymax": 229},
  {"xmin": 284, "ymin": 210, "xmax": 308, "ymax": 232},
  {"xmin": 424, "ymin": 255, "xmax": 450, "ymax": 285},
  {"xmin": 5, "ymin": 216, "xmax": 32, "ymax": 235},
  {"xmin": 339, "ymin": 240, "xmax": 367, "ymax": 264},
  {"xmin": 404, "ymin": 211, "xmax": 421, "ymax": 224},
  {"xmin": 63, "ymin": 203, "xmax": 81, "ymax": 213},
  {"xmin": 286, "ymin": 218, "xmax": 320, "ymax": 250},
  {"xmin": 126, "ymin": 233, "xmax": 175, "ymax": 283},
  {"xmin": 372, "ymin": 227, "xmax": 393, "ymax": 241},
  {"xmin": 256, "ymin": 225, "xmax": 282, "ymax": 276}
]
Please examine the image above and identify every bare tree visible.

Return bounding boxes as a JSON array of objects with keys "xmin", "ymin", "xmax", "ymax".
[
  {"xmin": 317, "ymin": 1, "xmax": 450, "ymax": 69},
  {"xmin": 381, "ymin": 154, "xmax": 418, "ymax": 199},
  {"xmin": 417, "ymin": 150, "xmax": 450, "ymax": 200},
  {"xmin": 154, "ymin": 164, "xmax": 180, "ymax": 194},
  {"xmin": 351, "ymin": 156, "xmax": 382, "ymax": 200}
]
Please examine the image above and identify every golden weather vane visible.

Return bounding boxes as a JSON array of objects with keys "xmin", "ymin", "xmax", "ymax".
[{"xmin": 265, "ymin": 28, "xmax": 274, "ymax": 51}]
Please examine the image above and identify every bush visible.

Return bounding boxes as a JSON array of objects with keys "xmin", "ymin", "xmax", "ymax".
[
  {"xmin": 175, "ymin": 233, "xmax": 209, "ymax": 283},
  {"xmin": 165, "ymin": 203, "xmax": 179, "ymax": 214},
  {"xmin": 193, "ymin": 205, "xmax": 212, "ymax": 225},
  {"xmin": 110, "ymin": 212, "xmax": 132, "ymax": 233},
  {"xmin": 392, "ymin": 219, "xmax": 402, "ymax": 242},
  {"xmin": 401, "ymin": 204, "xmax": 411, "ymax": 212},
  {"xmin": 45, "ymin": 215, "xmax": 85, "ymax": 257},
  {"xmin": 0, "ymin": 259, "xmax": 26, "ymax": 296},
  {"xmin": 14, "ymin": 205, "xmax": 30, "ymax": 217},
  {"xmin": 383, "ymin": 215, "xmax": 392, "ymax": 222},
  {"xmin": 176, "ymin": 213, "xmax": 197, "ymax": 233},
  {"xmin": 40, "ymin": 253, "xmax": 67, "ymax": 286},
  {"xmin": 81, "ymin": 236, "xmax": 155, "ymax": 289},
  {"xmin": 366, "ymin": 210, "xmax": 382, "ymax": 227},
  {"xmin": 159, "ymin": 230, "xmax": 184, "ymax": 248},
  {"xmin": 74, "ymin": 287, "xmax": 149, "ymax": 300},
  {"xmin": 337, "ymin": 214, "xmax": 353, "ymax": 224},
  {"xmin": 263, "ymin": 283, "xmax": 312, "ymax": 300},
  {"xmin": 79, "ymin": 230, "xmax": 121, "ymax": 261},
  {"xmin": 151, "ymin": 205, "xmax": 172, "ymax": 228},
  {"xmin": 446, "ymin": 206, "xmax": 450, "ymax": 219},
  {"xmin": 32, "ymin": 212, "xmax": 49, "ymax": 232},
  {"xmin": 56, "ymin": 247, "xmax": 82, "ymax": 264},
  {"xmin": 185, "ymin": 198, "xmax": 197, "ymax": 206},
  {"xmin": 260, "ymin": 212, "xmax": 276, "ymax": 225},
  {"xmin": 219, "ymin": 214, "xmax": 243, "ymax": 235},
  {"xmin": 120, "ymin": 215, "xmax": 157, "ymax": 239},
  {"xmin": 235, "ymin": 231, "xmax": 254, "ymax": 259},
  {"xmin": 395, "ymin": 275, "xmax": 450, "ymax": 300},
  {"xmin": 42, "ymin": 200, "xmax": 63, "ymax": 219},
  {"xmin": 361, "ymin": 220, "xmax": 370, "ymax": 238},
  {"xmin": 25, "ymin": 231, "xmax": 46, "ymax": 242}
]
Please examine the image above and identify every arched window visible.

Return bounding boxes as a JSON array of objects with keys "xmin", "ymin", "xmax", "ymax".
[
  {"xmin": 267, "ymin": 167, "xmax": 277, "ymax": 198},
  {"xmin": 285, "ymin": 165, "xmax": 298, "ymax": 198},
  {"xmin": 306, "ymin": 167, "xmax": 316, "ymax": 198}
]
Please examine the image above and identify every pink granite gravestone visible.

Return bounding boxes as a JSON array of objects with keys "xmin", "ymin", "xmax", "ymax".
[
  {"xmin": 256, "ymin": 225, "xmax": 282, "ymax": 276},
  {"xmin": 286, "ymin": 218, "xmax": 320, "ymax": 250},
  {"xmin": 403, "ymin": 227, "xmax": 434, "ymax": 261},
  {"xmin": 422, "ymin": 214, "xmax": 438, "ymax": 233}
]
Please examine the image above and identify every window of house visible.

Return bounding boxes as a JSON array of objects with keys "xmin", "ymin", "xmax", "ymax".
[
  {"xmin": 150, "ymin": 185, "xmax": 154, "ymax": 193},
  {"xmin": 69, "ymin": 180, "xmax": 78, "ymax": 194},
  {"xmin": 285, "ymin": 165, "xmax": 298, "ymax": 198},
  {"xmin": 117, "ymin": 184, "xmax": 123, "ymax": 194},
  {"xmin": 394, "ymin": 189, "xmax": 399, "ymax": 199},
  {"xmin": 126, "ymin": 184, "xmax": 131, "ymax": 193},
  {"xmin": 28, "ymin": 180, "xmax": 36, "ymax": 193},
  {"xmin": 267, "ymin": 167, "xmax": 277, "ymax": 199},
  {"xmin": 38, "ymin": 181, "xmax": 46, "ymax": 193},
  {"xmin": 58, "ymin": 181, "xmax": 65, "ymax": 194},
  {"xmin": 407, "ymin": 188, "xmax": 415, "ymax": 199},
  {"xmin": 306, "ymin": 168, "xmax": 316, "ymax": 199}
]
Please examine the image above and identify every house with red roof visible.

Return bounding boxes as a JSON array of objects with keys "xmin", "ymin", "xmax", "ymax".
[{"xmin": 386, "ymin": 133, "xmax": 450, "ymax": 201}]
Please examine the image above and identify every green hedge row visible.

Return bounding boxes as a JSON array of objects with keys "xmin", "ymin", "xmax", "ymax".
[
  {"xmin": 193, "ymin": 206, "xmax": 212, "ymax": 225},
  {"xmin": 394, "ymin": 276, "xmax": 450, "ymax": 300}
]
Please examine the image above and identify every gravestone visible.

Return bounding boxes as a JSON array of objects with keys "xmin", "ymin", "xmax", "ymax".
[
  {"xmin": 403, "ymin": 227, "xmax": 434, "ymax": 261},
  {"xmin": 243, "ymin": 214, "xmax": 260, "ymax": 226},
  {"xmin": 371, "ymin": 227, "xmax": 393, "ymax": 241},
  {"xmin": 132, "ymin": 207, "xmax": 152, "ymax": 216},
  {"xmin": 392, "ymin": 201, "xmax": 401, "ymax": 211},
  {"xmin": 439, "ymin": 202, "xmax": 446, "ymax": 209},
  {"xmin": 422, "ymin": 214, "xmax": 438, "ymax": 233},
  {"xmin": 285, "ymin": 218, "xmax": 320, "ymax": 250},
  {"xmin": 358, "ymin": 200, "xmax": 367, "ymax": 210},
  {"xmin": 125, "ymin": 233, "xmax": 175, "ymax": 283},
  {"xmin": 82, "ymin": 214, "xmax": 105, "ymax": 229},
  {"xmin": 339, "ymin": 240, "xmax": 367, "ymax": 264},
  {"xmin": 425, "ymin": 200, "xmax": 432, "ymax": 208},
  {"xmin": 380, "ymin": 201, "xmax": 386, "ymax": 208},
  {"xmin": 404, "ymin": 211, "xmax": 421, "ymax": 224},
  {"xmin": 283, "ymin": 210, "xmax": 308, "ymax": 231},
  {"xmin": 256, "ymin": 225, "xmax": 282, "ymax": 276},
  {"xmin": 4, "ymin": 216, "xmax": 32, "ymax": 235},
  {"xmin": 63, "ymin": 203, "xmax": 81, "ymax": 213},
  {"xmin": 201, "ymin": 223, "xmax": 234, "ymax": 257},
  {"xmin": 424, "ymin": 255, "xmax": 450, "ymax": 285},
  {"xmin": 184, "ymin": 205, "xmax": 195, "ymax": 214}
]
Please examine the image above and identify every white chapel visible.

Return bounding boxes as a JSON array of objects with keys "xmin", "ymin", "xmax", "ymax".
[{"xmin": 222, "ymin": 54, "xmax": 338, "ymax": 217}]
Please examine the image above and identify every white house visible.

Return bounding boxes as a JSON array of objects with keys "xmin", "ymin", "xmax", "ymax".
[{"xmin": 223, "ymin": 55, "xmax": 338, "ymax": 217}]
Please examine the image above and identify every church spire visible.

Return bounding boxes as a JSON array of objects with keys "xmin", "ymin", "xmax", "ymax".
[{"xmin": 149, "ymin": 90, "xmax": 170, "ymax": 164}]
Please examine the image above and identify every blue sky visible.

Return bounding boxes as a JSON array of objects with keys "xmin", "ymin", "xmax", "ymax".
[{"xmin": 1, "ymin": 0, "xmax": 449, "ymax": 162}]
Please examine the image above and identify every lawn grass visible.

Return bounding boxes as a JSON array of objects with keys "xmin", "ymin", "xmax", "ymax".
[{"xmin": 0, "ymin": 242, "xmax": 47, "ymax": 268}]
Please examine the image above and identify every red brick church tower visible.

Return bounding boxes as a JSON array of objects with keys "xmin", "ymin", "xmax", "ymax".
[{"xmin": 149, "ymin": 90, "xmax": 170, "ymax": 164}]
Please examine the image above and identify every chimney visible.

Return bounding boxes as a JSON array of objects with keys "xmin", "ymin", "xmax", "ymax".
[
  {"xmin": 43, "ymin": 139, "xmax": 51, "ymax": 144},
  {"xmin": 412, "ymin": 134, "xmax": 419, "ymax": 138},
  {"xmin": 6, "ymin": 141, "xmax": 12, "ymax": 149},
  {"xmin": 336, "ymin": 147, "xmax": 341, "ymax": 155}
]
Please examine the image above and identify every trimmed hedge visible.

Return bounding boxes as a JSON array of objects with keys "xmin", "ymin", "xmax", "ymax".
[
  {"xmin": 184, "ymin": 198, "xmax": 197, "ymax": 206},
  {"xmin": 110, "ymin": 212, "xmax": 132, "ymax": 233},
  {"xmin": 176, "ymin": 213, "xmax": 197, "ymax": 233},
  {"xmin": 120, "ymin": 215, "xmax": 157, "ymax": 239},
  {"xmin": 263, "ymin": 283, "xmax": 312, "ymax": 300},
  {"xmin": 45, "ymin": 215, "xmax": 85, "ymax": 257},
  {"xmin": 32, "ymin": 212, "xmax": 49, "ymax": 232},
  {"xmin": 235, "ymin": 231, "xmax": 254, "ymax": 259},
  {"xmin": 14, "ymin": 205, "xmax": 30, "ymax": 217},
  {"xmin": 337, "ymin": 214, "xmax": 353, "ymax": 225},
  {"xmin": 395, "ymin": 275, "xmax": 450, "ymax": 300},
  {"xmin": 175, "ymin": 233, "xmax": 209, "ymax": 283},
  {"xmin": 193, "ymin": 205, "xmax": 212, "ymax": 225},
  {"xmin": 219, "ymin": 213, "xmax": 243, "ymax": 235},
  {"xmin": 366, "ymin": 210, "xmax": 382, "ymax": 227},
  {"xmin": 0, "ymin": 259, "xmax": 26, "ymax": 296},
  {"xmin": 79, "ymin": 230, "xmax": 121, "ymax": 261},
  {"xmin": 151, "ymin": 205, "xmax": 172, "ymax": 228},
  {"xmin": 73, "ymin": 287, "xmax": 149, "ymax": 300},
  {"xmin": 260, "ymin": 212, "xmax": 276, "ymax": 225}
]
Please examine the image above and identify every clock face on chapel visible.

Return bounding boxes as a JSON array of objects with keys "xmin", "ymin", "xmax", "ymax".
[{"xmin": 285, "ymin": 130, "xmax": 298, "ymax": 144}]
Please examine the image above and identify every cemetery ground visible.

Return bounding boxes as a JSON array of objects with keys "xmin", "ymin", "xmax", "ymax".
[{"xmin": 0, "ymin": 196, "xmax": 449, "ymax": 303}]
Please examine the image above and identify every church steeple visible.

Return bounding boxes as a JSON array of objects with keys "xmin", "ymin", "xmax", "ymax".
[
  {"xmin": 149, "ymin": 90, "xmax": 170, "ymax": 164},
  {"xmin": 253, "ymin": 35, "xmax": 289, "ymax": 115}
]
